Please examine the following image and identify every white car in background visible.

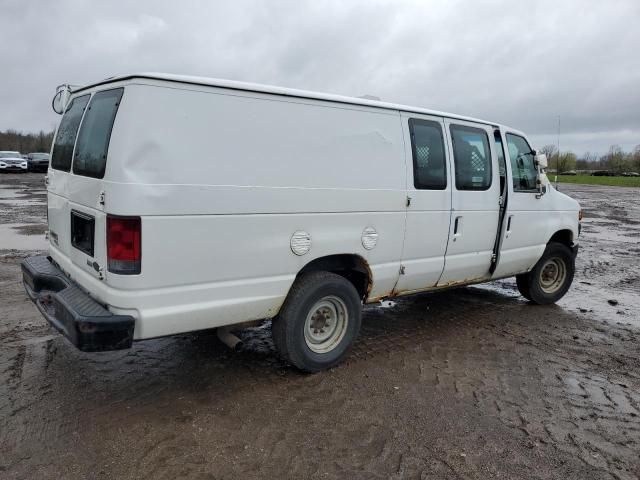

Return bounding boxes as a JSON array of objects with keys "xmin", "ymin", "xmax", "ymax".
[{"xmin": 0, "ymin": 151, "xmax": 28, "ymax": 172}]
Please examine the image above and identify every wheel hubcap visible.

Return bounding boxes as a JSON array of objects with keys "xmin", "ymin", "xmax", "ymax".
[
  {"xmin": 304, "ymin": 296, "xmax": 349, "ymax": 354},
  {"xmin": 539, "ymin": 257, "xmax": 567, "ymax": 294}
]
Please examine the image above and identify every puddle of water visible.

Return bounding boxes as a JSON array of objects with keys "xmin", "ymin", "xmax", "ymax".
[
  {"xmin": 0, "ymin": 184, "xmax": 46, "ymax": 201},
  {"xmin": 0, "ymin": 223, "xmax": 49, "ymax": 250},
  {"xmin": 0, "ymin": 198, "xmax": 46, "ymax": 208}
]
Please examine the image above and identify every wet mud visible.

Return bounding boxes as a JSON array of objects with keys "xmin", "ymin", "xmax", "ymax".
[{"xmin": 1, "ymin": 174, "xmax": 639, "ymax": 479}]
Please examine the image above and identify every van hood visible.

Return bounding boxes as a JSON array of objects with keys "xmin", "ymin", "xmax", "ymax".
[{"xmin": 549, "ymin": 184, "xmax": 580, "ymax": 212}]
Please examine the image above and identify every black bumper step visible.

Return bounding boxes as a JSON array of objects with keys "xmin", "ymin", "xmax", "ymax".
[{"xmin": 21, "ymin": 255, "xmax": 134, "ymax": 352}]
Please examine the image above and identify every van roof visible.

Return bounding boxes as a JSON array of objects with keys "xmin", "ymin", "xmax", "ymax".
[{"xmin": 73, "ymin": 72, "xmax": 510, "ymax": 130}]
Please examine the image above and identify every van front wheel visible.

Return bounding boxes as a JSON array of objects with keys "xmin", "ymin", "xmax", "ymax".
[
  {"xmin": 516, "ymin": 242, "xmax": 575, "ymax": 305},
  {"xmin": 272, "ymin": 271, "xmax": 362, "ymax": 373}
]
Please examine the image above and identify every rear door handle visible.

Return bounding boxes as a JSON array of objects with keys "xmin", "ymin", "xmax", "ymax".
[
  {"xmin": 453, "ymin": 216, "xmax": 463, "ymax": 241},
  {"xmin": 505, "ymin": 215, "xmax": 514, "ymax": 238}
]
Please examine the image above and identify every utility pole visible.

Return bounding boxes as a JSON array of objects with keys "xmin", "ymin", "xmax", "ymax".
[{"xmin": 556, "ymin": 115, "xmax": 561, "ymax": 189}]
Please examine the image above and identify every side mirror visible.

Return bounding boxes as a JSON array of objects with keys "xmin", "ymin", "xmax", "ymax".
[
  {"xmin": 534, "ymin": 153, "xmax": 548, "ymax": 199},
  {"xmin": 534, "ymin": 153, "xmax": 548, "ymax": 169},
  {"xmin": 52, "ymin": 84, "xmax": 72, "ymax": 115}
]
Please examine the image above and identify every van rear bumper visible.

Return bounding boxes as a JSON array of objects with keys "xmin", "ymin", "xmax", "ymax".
[{"xmin": 21, "ymin": 255, "xmax": 134, "ymax": 352}]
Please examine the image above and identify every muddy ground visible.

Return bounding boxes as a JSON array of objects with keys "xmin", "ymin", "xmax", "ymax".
[{"xmin": 1, "ymin": 173, "xmax": 639, "ymax": 480}]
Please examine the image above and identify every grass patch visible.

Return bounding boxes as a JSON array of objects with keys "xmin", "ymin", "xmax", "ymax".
[{"xmin": 553, "ymin": 175, "xmax": 640, "ymax": 187}]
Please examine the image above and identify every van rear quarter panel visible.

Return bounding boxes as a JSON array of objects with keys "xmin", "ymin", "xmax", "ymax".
[{"xmin": 102, "ymin": 83, "xmax": 407, "ymax": 338}]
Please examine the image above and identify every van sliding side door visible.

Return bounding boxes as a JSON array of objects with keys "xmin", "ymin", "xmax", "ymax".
[
  {"xmin": 438, "ymin": 120, "xmax": 501, "ymax": 285},
  {"xmin": 393, "ymin": 113, "xmax": 451, "ymax": 294}
]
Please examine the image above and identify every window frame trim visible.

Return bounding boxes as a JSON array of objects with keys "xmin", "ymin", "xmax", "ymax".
[
  {"xmin": 449, "ymin": 123, "xmax": 493, "ymax": 191},
  {"xmin": 408, "ymin": 117, "xmax": 448, "ymax": 191}
]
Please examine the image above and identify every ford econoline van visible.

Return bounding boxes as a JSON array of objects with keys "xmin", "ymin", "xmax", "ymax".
[{"xmin": 22, "ymin": 74, "xmax": 581, "ymax": 372}]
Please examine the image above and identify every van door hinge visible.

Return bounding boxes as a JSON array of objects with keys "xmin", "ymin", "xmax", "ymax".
[
  {"xmin": 491, "ymin": 253, "xmax": 497, "ymax": 264},
  {"xmin": 406, "ymin": 196, "xmax": 412, "ymax": 207},
  {"xmin": 498, "ymin": 195, "xmax": 504, "ymax": 207},
  {"xmin": 98, "ymin": 191, "xmax": 105, "ymax": 207},
  {"xmin": 399, "ymin": 265, "xmax": 406, "ymax": 275}
]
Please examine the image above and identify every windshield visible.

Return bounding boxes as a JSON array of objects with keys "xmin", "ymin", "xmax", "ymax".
[{"xmin": 0, "ymin": 152, "xmax": 21, "ymax": 158}]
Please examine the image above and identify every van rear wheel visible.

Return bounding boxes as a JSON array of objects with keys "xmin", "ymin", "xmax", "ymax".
[
  {"xmin": 272, "ymin": 271, "xmax": 362, "ymax": 373},
  {"xmin": 515, "ymin": 242, "xmax": 575, "ymax": 305}
]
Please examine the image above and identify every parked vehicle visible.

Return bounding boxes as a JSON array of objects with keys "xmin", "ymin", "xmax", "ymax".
[
  {"xmin": 22, "ymin": 74, "xmax": 581, "ymax": 372},
  {"xmin": 621, "ymin": 172, "xmax": 640, "ymax": 177},
  {"xmin": 0, "ymin": 151, "xmax": 27, "ymax": 172},
  {"xmin": 27, "ymin": 153, "xmax": 50, "ymax": 172},
  {"xmin": 592, "ymin": 170, "xmax": 613, "ymax": 176},
  {"xmin": 561, "ymin": 170, "xmax": 577, "ymax": 176}
]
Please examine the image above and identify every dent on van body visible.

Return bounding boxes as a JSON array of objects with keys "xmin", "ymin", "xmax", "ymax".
[{"xmin": 78, "ymin": 83, "xmax": 413, "ymax": 338}]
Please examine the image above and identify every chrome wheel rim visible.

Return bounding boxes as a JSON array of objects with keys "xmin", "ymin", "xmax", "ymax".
[
  {"xmin": 539, "ymin": 257, "xmax": 567, "ymax": 294},
  {"xmin": 304, "ymin": 296, "xmax": 349, "ymax": 354}
]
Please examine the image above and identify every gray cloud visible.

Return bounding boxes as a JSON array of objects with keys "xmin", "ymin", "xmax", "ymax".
[{"xmin": 1, "ymin": 0, "xmax": 638, "ymax": 155}]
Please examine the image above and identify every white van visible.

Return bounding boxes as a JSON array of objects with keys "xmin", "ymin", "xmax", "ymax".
[{"xmin": 23, "ymin": 74, "xmax": 581, "ymax": 372}]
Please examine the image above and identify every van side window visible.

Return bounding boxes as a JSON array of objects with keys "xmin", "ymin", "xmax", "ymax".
[
  {"xmin": 50, "ymin": 94, "xmax": 91, "ymax": 172},
  {"xmin": 409, "ymin": 119, "xmax": 447, "ymax": 190},
  {"xmin": 73, "ymin": 88, "xmax": 124, "ymax": 179},
  {"xmin": 450, "ymin": 125, "xmax": 492, "ymax": 190},
  {"xmin": 506, "ymin": 134, "xmax": 537, "ymax": 191}
]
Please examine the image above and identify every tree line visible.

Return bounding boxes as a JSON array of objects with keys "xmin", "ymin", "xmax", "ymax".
[
  {"xmin": 540, "ymin": 144, "xmax": 640, "ymax": 174},
  {"xmin": 0, "ymin": 129, "xmax": 55, "ymax": 154}
]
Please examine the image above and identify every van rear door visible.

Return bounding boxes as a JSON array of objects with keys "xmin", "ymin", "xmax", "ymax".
[{"xmin": 47, "ymin": 88, "xmax": 124, "ymax": 282}]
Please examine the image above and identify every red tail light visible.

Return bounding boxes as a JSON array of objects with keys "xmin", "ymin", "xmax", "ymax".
[{"xmin": 107, "ymin": 215, "xmax": 141, "ymax": 274}]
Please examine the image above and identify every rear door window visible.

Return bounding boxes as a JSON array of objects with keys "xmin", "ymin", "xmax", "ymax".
[
  {"xmin": 73, "ymin": 88, "xmax": 124, "ymax": 178},
  {"xmin": 450, "ymin": 124, "xmax": 492, "ymax": 190},
  {"xmin": 50, "ymin": 95, "xmax": 90, "ymax": 171},
  {"xmin": 409, "ymin": 118, "xmax": 447, "ymax": 189}
]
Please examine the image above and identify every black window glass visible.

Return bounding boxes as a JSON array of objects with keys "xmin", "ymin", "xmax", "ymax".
[
  {"xmin": 450, "ymin": 125, "xmax": 492, "ymax": 190},
  {"xmin": 409, "ymin": 119, "xmax": 447, "ymax": 189},
  {"xmin": 73, "ymin": 88, "xmax": 124, "ymax": 178},
  {"xmin": 50, "ymin": 94, "xmax": 90, "ymax": 171},
  {"xmin": 506, "ymin": 134, "xmax": 537, "ymax": 191}
]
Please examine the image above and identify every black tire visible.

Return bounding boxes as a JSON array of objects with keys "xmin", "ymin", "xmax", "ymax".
[
  {"xmin": 515, "ymin": 242, "xmax": 575, "ymax": 305},
  {"xmin": 272, "ymin": 271, "xmax": 362, "ymax": 373},
  {"xmin": 515, "ymin": 274, "xmax": 532, "ymax": 301}
]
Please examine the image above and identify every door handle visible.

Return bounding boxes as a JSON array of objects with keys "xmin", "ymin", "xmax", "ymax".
[
  {"xmin": 505, "ymin": 215, "xmax": 514, "ymax": 238},
  {"xmin": 453, "ymin": 216, "xmax": 462, "ymax": 241}
]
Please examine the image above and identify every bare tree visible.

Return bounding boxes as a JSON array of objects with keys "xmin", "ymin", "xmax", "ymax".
[
  {"xmin": 604, "ymin": 145, "xmax": 630, "ymax": 173},
  {"xmin": 540, "ymin": 144, "xmax": 557, "ymax": 160},
  {"xmin": 632, "ymin": 145, "xmax": 640, "ymax": 172},
  {"xmin": 0, "ymin": 129, "xmax": 55, "ymax": 153},
  {"xmin": 556, "ymin": 151, "xmax": 577, "ymax": 173},
  {"xmin": 576, "ymin": 151, "xmax": 598, "ymax": 170}
]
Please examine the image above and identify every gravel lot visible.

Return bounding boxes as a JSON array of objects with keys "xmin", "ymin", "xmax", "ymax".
[{"xmin": 1, "ymin": 173, "xmax": 639, "ymax": 480}]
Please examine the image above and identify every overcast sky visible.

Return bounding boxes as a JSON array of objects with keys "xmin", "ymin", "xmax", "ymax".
[{"xmin": 1, "ymin": 0, "xmax": 638, "ymax": 155}]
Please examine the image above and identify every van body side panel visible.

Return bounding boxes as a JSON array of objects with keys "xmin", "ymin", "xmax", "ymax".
[{"xmin": 49, "ymin": 82, "xmax": 407, "ymax": 338}]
